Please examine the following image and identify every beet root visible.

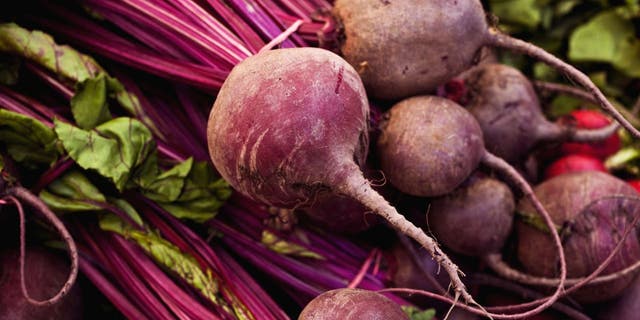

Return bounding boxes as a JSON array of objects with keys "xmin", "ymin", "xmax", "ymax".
[
  {"xmin": 0, "ymin": 246, "xmax": 83, "ymax": 320},
  {"xmin": 207, "ymin": 47, "xmax": 476, "ymax": 305},
  {"xmin": 298, "ymin": 288, "xmax": 408, "ymax": 320},
  {"xmin": 332, "ymin": 0, "xmax": 487, "ymax": 100},
  {"xmin": 464, "ymin": 63, "xmax": 618, "ymax": 164},
  {"xmin": 516, "ymin": 171, "xmax": 640, "ymax": 302},
  {"xmin": 428, "ymin": 173, "xmax": 515, "ymax": 256},
  {"xmin": 377, "ymin": 96, "xmax": 484, "ymax": 197}
]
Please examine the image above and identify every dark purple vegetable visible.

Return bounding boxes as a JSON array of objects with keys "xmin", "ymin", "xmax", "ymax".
[
  {"xmin": 207, "ymin": 47, "xmax": 474, "ymax": 303},
  {"xmin": 428, "ymin": 173, "xmax": 515, "ymax": 256},
  {"xmin": 516, "ymin": 171, "xmax": 640, "ymax": 302},
  {"xmin": 298, "ymin": 288, "xmax": 408, "ymax": 320},
  {"xmin": 463, "ymin": 63, "xmax": 618, "ymax": 163},
  {"xmin": 0, "ymin": 246, "xmax": 83, "ymax": 320},
  {"xmin": 377, "ymin": 96, "xmax": 484, "ymax": 197},
  {"xmin": 330, "ymin": 0, "xmax": 640, "ymax": 141},
  {"xmin": 375, "ymin": 95, "xmax": 568, "ymax": 317},
  {"xmin": 297, "ymin": 193, "xmax": 382, "ymax": 234}
]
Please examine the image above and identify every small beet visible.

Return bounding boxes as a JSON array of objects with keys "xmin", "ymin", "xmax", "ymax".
[
  {"xmin": 543, "ymin": 154, "xmax": 607, "ymax": 180},
  {"xmin": 377, "ymin": 96, "xmax": 484, "ymax": 197},
  {"xmin": 428, "ymin": 173, "xmax": 515, "ymax": 256},
  {"xmin": 298, "ymin": 288, "xmax": 408, "ymax": 320}
]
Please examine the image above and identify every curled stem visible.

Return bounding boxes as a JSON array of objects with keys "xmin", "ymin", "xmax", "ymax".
[{"xmin": 5, "ymin": 187, "xmax": 78, "ymax": 306}]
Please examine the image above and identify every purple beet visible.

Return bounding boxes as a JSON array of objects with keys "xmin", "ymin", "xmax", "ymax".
[
  {"xmin": 428, "ymin": 173, "xmax": 515, "ymax": 256},
  {"xmin": 298, "ymin": 288, "xmax": 408, "ymax": 320},
  {"xmin": 516, "ymin": 171, "xmax": 640, "ymax": 302},
  {"xmin": 330, "ymin": 0, "xmax": 640, "ymax": 141},
  {"xmin": 463, "ymin": 63, "xmax": 617, "ymax": 163},
  {"xmin": 207, "ymin": 47, "xmax": 474, "ymax": 303}
]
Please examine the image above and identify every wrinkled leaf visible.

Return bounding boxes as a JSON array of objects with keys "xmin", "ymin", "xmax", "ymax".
[
  {"xmin": 569, "ymin": 9, "xmax": 640, "ymax": 77},
  {"xmin": 100, "ymin": 214, "xmax": 222, "ymax": 306},
  {"xmin": 133, "ymin": 157, "xmax": 193, "ymax": 203},
  {"xmin": 0, "ymin": 109, "xmax": 59, "ymax": 165},
  {"xmin": 70, "ymin": 73, "xmax": 113, "ymax": 129},
  {"xmin": 39, "ymin": 170, "xmax": 106, "ymax": 212},
  {"xmin": 157, "ymin": 162, "xmax": 232, "ymax": 222},
  {"xmin": 54, "ymin": 117, "xmax": 154, "ymax": 191},
  {"xmin": 0, "ymin": 23, "xmax": 102, "ymax": 84}
]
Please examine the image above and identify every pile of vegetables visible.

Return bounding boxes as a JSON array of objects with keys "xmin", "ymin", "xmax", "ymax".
[{"xmin": 1, "ymin": 0, "xmax": 640, "ymax": 319}]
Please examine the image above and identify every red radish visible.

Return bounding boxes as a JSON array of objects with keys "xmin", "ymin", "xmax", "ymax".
[
  {"xmin": 207, "ymin": 47, "xmax": 474, "ymax": 304},
  {"xmin": 330, "ymin": 0, "xmax": 640, "ymax": 146},
  {"xmin": 298, "ymin": 288, "xmax": 408, "ymax": 320},
  {"xmin": 543, "ymin": 154, "xmax": 607, "ymax": 180},
  {"xmin": 559, "ymin": 110, "xmax": 621, "ymax": 159}
]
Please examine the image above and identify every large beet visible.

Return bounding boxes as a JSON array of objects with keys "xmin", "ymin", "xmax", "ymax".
[
  {"xmin": 0, "ymin": 246, "xmax": 83, "ymax": 320},
  {"xmin": 207, "ymin": 47, "xmax": 476, "ymax": 303},
  {"xmin": 517, "ymin": 171, "xmax": 640, "ymax": 302}
]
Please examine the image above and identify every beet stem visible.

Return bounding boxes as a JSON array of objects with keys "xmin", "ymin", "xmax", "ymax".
[
  {"xmin": 487, "ymin": 29, "xmax": 640, "ymax": 140},
  {"xmin": 480, "ymin": 150, "xmax": 567, "ymax": 319},
  {"xmin": 533, "ymin": 80, "xmax": 640, "ymax": 128},
  {"xmin": 5, "ymin": 187, "xmax": 79, "ymax": 307},
  {"xmin": 339, "ymin": 172, "xmax": 478, "ymax": 307}
]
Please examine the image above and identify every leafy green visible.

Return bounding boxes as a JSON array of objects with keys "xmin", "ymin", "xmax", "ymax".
[
  {"xmin": 0, "ymin": 23, "xmax": 102, "ymax": 84},
  {"xmin": 156, "ymin": 162, "xmax": 231, "ymax": 222},
  {"xmin": 261, "ymin": 230, "xmax": 324, "ymax": 259},
  {"xmin": 100, "ymin": 214, "xmax": 222, "ymax": 305},
  {"xmin": 402, "ymin": 306, "xmax": 436, "ymax": 320},
  {"xmin": 39, "ymin": 170, "xmax": 107, "ymax": 212},
  {"xmin": 489, "ymin": 0, "xmax": 544, "ymax": 29},
  {"xmin": 0, "ymin": 109, "xmax": 60, "ymax": 166},
  {"xmin": 569, "ymin": 9, "xmax": 640, "ymax": 77},
  {"xmin": 54, "ymin": 117, "xmax": 154, "ymax": 191},
  {"xmin": 70, "ymin": 73, "xmax": 114, "ymax": 129}
]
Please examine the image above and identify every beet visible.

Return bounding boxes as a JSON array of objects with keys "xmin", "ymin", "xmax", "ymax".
[
  {"xmin": 207, "ymin": 47, "xmax": 474, "ymax": 303},
  {"xmin": 516, "ymin": 171, "xmax": 640, "ymax": 302},
  {"xmin": 377, "ymin": 96, "xmax": 484, "ymax": 197},
  {"xmin": 330, "ymin": 0, "xmax": 640, "ymax": 141},
  {"xmin": 296, "ymin": 192, "xmax": 381, "ymax": 234},
  {"xmin": 428, "ymin": 173, "xmax": 515, "ymax": 256},
  {"xmin": 298, "ymin": 288, "xmax": 408, "ymax": 320},
  {"xmin": 0, "ymin": 246, "xmax": 83, "ymax": 320},
  {"xmin": 463, "ymin": 63, "xmax": 618, "ymax": 164},
  {"xmin": 375, "ymin": 95, "xmax": 570, "ymax": 315}
]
